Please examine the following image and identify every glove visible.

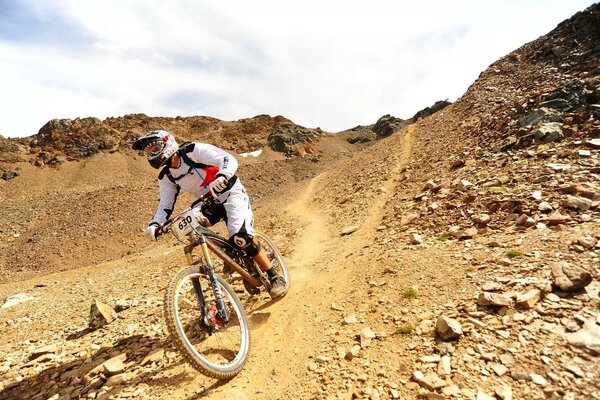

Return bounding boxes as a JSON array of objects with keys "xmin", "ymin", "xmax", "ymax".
[
  {"xmin": 192, "ymin": 208, "xmax": 211, "ymax": 227},
  {"xmin": 144, "ymin": 223, "xmax": 162, "ymax": 241},
  {"xmin": 208, "ymin": 176, "xmax": 228, "ymax": 198}
]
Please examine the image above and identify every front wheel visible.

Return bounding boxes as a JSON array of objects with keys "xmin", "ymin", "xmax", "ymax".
[
  {"xmin": 255, "ymin": 232, "xmax": 291, "ymax": 295},
  {"xmin": 164, "ymin": 266, "xmax": 250, "ymax": 379}
]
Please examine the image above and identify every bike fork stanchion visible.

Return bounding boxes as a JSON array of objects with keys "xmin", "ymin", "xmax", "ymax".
[
  {"xmin": 190, "ymin": 277, "xmax": 209, "ymax": 329},
  {"xmin": 198, "ymin": 236, "xmax": 230, "ymax": 323}
]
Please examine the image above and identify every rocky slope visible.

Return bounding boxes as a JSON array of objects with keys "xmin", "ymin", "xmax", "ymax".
[{"xmin": 0, "ymin": 3, "xmax": 599, "ymax": 400}]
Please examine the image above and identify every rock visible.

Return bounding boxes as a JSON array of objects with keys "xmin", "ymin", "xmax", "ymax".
[
  {"xmin": 415, "ymin": 355, "xmax": 439, "ymax": 364},
  {"xmin": 531, "ymin": 122, "xmax": 564, "ymax": 143},
  {"xmin": 409, "ymin": 233, "xmax": 423, "ymax": 245},
  {"xmin": 519, "ymin": 108, "xmax": 547, "ymax": 127},
  {"xmin": 315, "ymin": 355, "xmax": 331, "ymax": 363},
  {"xmin": 531, "ymin": 373, "xmax": 548, "ymax": 386},
  {"xmin": 565, "ymin": 320, "xmax": 600, "ymax": 355},
  {"xmin": 477, "ymin": 387, "xmax": 495, "ymax": 400},
  {"xmin": 268, "ymin": 124, "xmax": 321, "ymax": 155},
  {"xmin": 514, "ymin": 214, "xmax": 535, "ymax": 227},
  {"xmin": 412, "ymin": 100, "xmax": 451, "ymax": 120},
  {"xmin": 538, "ymin": 201, "xmax": 553, "ymax": 212},
  {"xmin": 550, "ymin": 262, "xmax": 592, "ymax": 292},
  {"xmin": 577, "ymin": 236, "xmax": 598, "ymax": 249},
  {"xmin": 438, "ymin": 355, "xmax": 451, "ymax": 377},
  {"xmin": 114, "ymin": 299, "xmax": 135, "ymax": 312},
  {"xmin": 412, "ymin": 371, "xmax": 446, "ymax": 391},
  {"xmin": 442, "ymin": 385, "xmax": 461, "ymax": 396},
  {"xmin": 558, "ymin": 183, "xmax": 600, "ymax": 200},
  {"xmin": 464, "ymin": 227, "xmax": 479, "ymax": 237},
  {"xmin": 511, "ymin": 371, "xmax": 531, "ymax": 381},
  {"xmin": 545, "ymin": 293, "xmax": 561, "ymax": 302},
  {"xmin": 372, "ymin": 114, "xmax": 407, "ymax": 138},
  {"xmin": 491, "ymin": 363, "xmax": 508, "ymax": 376},
  {"xmin": 436, "ymin": 316, "xmax": 463, "ymax": 341},
  {"xmin": 140, "ymin": 349, "xmax": 164, "ymax": 366},
  {"xmin": 437, "ymin": 342, "xmax": 455, "ymax": 355},
  {"xmin": 472, "ymin": 214, "xmax": 491, "ymax": 226},
  {"xmin": 341, "ymin": 225, "xmax": 359, "ymax": 236},
  {"xmin": 515, "ymin": 289, "xmax": 541, "ymax": 309},
  {"xmin": 345, "ymin": 344, "xmax": 361, "ymax": 361},
  {"xmin": 29, "ymin": 344, "xmax": 58, "ymax": 359},
  {"xmin": 546, "ymin": 163, "xmax": 571, "ymax": 171},
  {"xmin": 2, "ymin": 293, "xmax": 34, "ymax": 309},
  {"xmin": 343, "ymin": 314, "xmax": 358, "ymax": 325},
  {"xmin": 359, "ymin": 327, "xmax": 376, "ymax": 348},
  {"xmin": 495, "ymin": 384, "xmax": 513, "ymax": 400},
  {"xmin": 477, "ymin": 292, "xmax": 513, "ymax": 307},
  {"xmin": 482, "ymin": 282, "xmax": 503, "ymax": 291},
  {"xmin": 565, "ymin": 365, "xmax": 585, "ymax": 377},
  {"xmin": 400, "ymin": 213, "xmax": 420, "ymax": 226},
  {"xmin": 584, "ymin": 138, "xmax": 600, "ymax": 149},
  {"xmin": 455, "ymin": 179, "xmax": 473, "ymax": 190},
  {"xmin": 89, "ymin": 299, "xmax": 118, "ymax": 328},
  {"xmin": 499, "ymin": 353, "xmax": 515, "ymax": 367},
  {"xmin": 563, "ymin": 195, "xmax": 592, "ymax": 211},
  {"xmin": 541, "ymin": 212, "xmax": 571, "ymax": 226},
  {"xmin": 1, "ymin": 171, "xmax": 19, "ymax": 181},
  {"xmin": 105, "ymin": 374, "xmax": 125, "ymax": 387},
  {"xmin": 102, "ymin": 353, "xmax": 127, "ymax": 376}
]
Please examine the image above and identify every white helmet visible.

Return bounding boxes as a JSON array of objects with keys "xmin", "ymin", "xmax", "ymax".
[{"xmin": 132, "ymin": 130, "xmax": 179, "ymax": 169}]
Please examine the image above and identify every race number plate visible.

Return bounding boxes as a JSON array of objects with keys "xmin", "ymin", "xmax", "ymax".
[{"xmin": 172, "ymin": 209, "xmax": 200, "ymax": 238}]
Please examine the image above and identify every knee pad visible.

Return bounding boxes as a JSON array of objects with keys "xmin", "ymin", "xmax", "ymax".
[{"xmin": 230, "ymin": 232, "xmax": 261, "ymax": 257}]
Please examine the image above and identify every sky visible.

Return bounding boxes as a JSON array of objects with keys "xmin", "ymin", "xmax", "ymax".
[{"xmin": 0, "ymin": 0, "xmax": 597, "ymax": 137}]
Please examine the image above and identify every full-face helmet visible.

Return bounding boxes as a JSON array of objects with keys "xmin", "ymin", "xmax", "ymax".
[{"xmin": 132, "ymin": 130, "xmax": 179, "ymax": 169}]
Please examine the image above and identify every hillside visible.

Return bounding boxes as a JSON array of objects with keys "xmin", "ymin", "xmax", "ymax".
[{"xmin": 1, "ymin": 3, "xmax": 599, "ymax": 400}]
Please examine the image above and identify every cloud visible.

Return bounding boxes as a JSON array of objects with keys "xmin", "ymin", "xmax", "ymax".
[
  {"xmin": 0, "ymin": 0, "xmax": 95, "ymax": 49},
  {"xmin": 163, "ymin": 90, "xmax": 227, "ymax": 115},
  {"xmin": 0, "ymin": 0, "xmax": 597, "ymax": 137}
]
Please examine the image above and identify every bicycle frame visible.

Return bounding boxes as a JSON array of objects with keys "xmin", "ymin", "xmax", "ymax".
[{"xmin": 183, "ymin": 226, "xmax": 265, "ymax": 289}]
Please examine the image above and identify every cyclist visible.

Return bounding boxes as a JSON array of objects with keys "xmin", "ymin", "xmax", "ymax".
[{"xmin": 132, "ymin": 129, "xmax": 287, "ymax": 298}]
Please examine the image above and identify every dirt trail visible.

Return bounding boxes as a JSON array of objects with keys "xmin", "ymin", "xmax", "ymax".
[
  {"xmin": 188, "ymin": 172, "xmax": 335, "ymax": 398},
  {"xmin": 201, "ymin": 127, "xmax": 417, "ymax": 399}
]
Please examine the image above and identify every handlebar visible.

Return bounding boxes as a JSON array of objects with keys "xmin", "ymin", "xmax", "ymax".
[
  {"xmin": 161, "ymin": 193, "xmax": 215, "ymax": 237},
  {"xmin": 190, "ymin": 192, "xmax": 215, "ymax": 209}
]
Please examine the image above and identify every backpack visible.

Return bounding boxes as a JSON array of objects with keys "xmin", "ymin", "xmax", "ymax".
[{"xmin": 160, "ymin": 142, "xmax": 236, "ymax": 190}]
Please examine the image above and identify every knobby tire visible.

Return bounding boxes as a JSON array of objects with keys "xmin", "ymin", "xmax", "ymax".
[{"xmin": 164, "ymin": 266, "xmax": 250, "ymax": 379}]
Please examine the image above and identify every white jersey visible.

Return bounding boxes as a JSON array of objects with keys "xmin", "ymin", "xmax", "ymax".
[{"xmin": 150, "ymin": 142, "xmax": 251, "ymax": 236}]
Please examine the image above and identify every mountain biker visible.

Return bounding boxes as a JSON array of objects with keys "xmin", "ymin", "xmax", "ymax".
[{"xmin": 132, "ymin": 129, "xmax": 287, "ymax": 298}]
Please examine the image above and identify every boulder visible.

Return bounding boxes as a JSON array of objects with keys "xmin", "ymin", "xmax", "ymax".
[
  {"xmin": 89, "ymin": 299, "xmax": 118, "ymax": 328},
  {"xmin": 436, "ymin": 316, "xmax": 463, "ymax": 341},
  {"xmin": 550, "ymin": 262, "xmax": 592, "ymax": 292},
  {"xmin": 268, "ymin": 124, "xmax": 321, "ymax": 156},
  {"xmin": 372, "ymin": 114, "xmax": 407, "ymax": 138}
]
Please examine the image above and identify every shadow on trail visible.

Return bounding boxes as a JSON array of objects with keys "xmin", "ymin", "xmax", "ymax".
[{"xmin": 0, "ymin": 332, "xmax": 228, "ymax": 400}]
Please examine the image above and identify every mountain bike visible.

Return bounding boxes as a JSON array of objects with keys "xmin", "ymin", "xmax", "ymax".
[{"xmin": 161, "ymin": 195, "xmax": 290, "ymax": 379}]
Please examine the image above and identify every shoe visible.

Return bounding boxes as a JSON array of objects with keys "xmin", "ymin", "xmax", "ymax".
[{"xmin": 269, "ymin": 275, "xmax": 287, "ymax": 298}]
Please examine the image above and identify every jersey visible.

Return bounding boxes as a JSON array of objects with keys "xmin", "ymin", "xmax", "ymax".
[{"xmin": 150, "ymin": 142, "xmax": 239, "ymax": 226}]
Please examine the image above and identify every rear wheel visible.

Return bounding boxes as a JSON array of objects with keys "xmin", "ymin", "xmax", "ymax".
[
  {"xmin": 164, "ymin": 266, "xmax": 250, "ymax": 379},
  {"xmin": 255, "ymin": 232, "xmax": 290, "ymax": 295}
]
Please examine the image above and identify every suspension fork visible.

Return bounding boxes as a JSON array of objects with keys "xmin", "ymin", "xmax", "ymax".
[
  {"xmin": 190, "ymin": 276, "xmax": 208, "ymax": 328},
  {"xmin": 194, "ymin": 235, "xmax": 230, "ymax": 324}
]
